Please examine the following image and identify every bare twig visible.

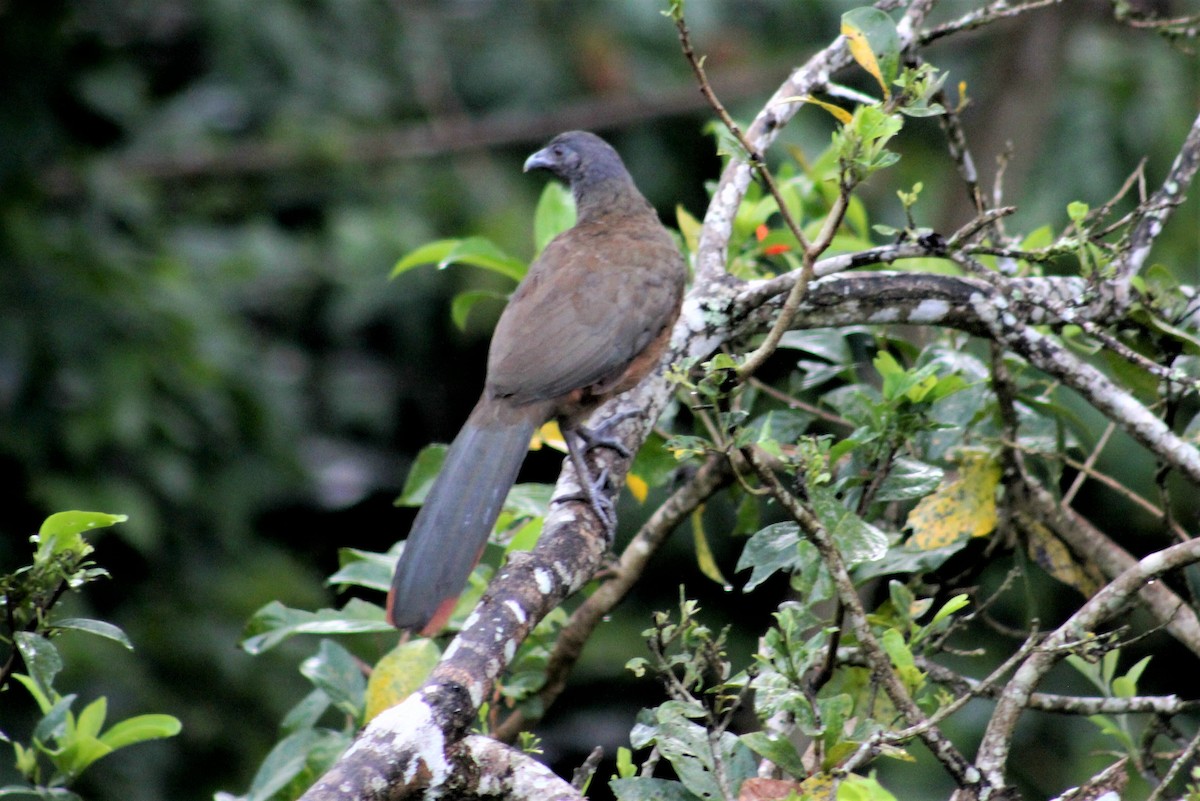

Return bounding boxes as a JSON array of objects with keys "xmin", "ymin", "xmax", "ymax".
[
  {"xmin": 976, "ymin": 537, "xmax": 1200, "ymax": 788},
  {"xmin": 840, "ymin": 633, "xmax": 1040, "ymax": 775},
  {"xmin": 1144, "ymin": 724, "xmax": 1200, "ymax": 801},
  {"xmin": 1113, "ymin": 109, "xmax": 1200, "ymax": 288},
  {"xmin": 922, "ymin": 0, "xmax": 1065, "ymax": 44},
  {"xmin": 571, "ymin": 747, "xmax": 605, "ymax": 792}
]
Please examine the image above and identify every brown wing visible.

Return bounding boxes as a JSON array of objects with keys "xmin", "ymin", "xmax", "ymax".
[{"xmin": 485, "ymin": 218, "xmax": 685, "ymax": 407}]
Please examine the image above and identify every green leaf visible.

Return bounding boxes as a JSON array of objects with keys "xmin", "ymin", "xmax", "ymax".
[
  {"xmin": 38, "ymin": 511, "xmax": 127, "ymax": 544},
  {"xmin": 281, "ymin": 689, "xmax": 332, "ymax": 734},
  {"xmin": 51, "ymin": 618, "xmax": 133, "ymax": 650},
  {"xmin": 615, "ymin": 746, "xmax": 636, "ymax": 780},
  {"xmin": 1122, "ymin": 655, "xmax": 1152, "ymax": 692},
  {"xmin": 390, "ymin": 236, "xmax": 526, "ymax": 282},
  {"xmin": 1140, "ymin": 311, "xmax": 1200, "ymax": 356},
  {"xmin": 14, "ymin": 633, "xmax": 62, "ymax": 700},
  {"xmin": 777, "ymin": 328, "xmax": 857, "ymax": 364},
  {"xmin": 737, "ymin": 523, "xmax": 801, "ymax": 592},
  {"xmin": 634, "ymin": 703, "xmax": 757, "ymax": 801},
  {"xmin": 740, "ymin": 731, "xmax": 808, "ymax": 778},
  {"xmin": 691, "ymin": 508, "xmax": 728, "ymax": 587},
  {"xmin": 629, "ymin": 432, "xmax": 682, "ymax": 490},
  {"xmin": 872, "ymin": 457, "xmax": 943, "ymax": 502},
  {"xmin": 810, "ymin": 484, "xmax": 888, "ymax": 565},
  {"xmin": 533, "ymin": 181, "xmax": 576, "ymax": 254},
  {"xmin": 32, "ymin": 693, "xmax": 76, "ymax": 742},
  {"xmin": 450, "ymin": 289, "xmax": 508, "ymax": 331},
  {"xmin": 395, "ymin": 444, "xmax": 448, "ymax": 506},
  {"xmin": 97, "ymin": 714, "xmax": 181, "ymax": 751},
  {"xmin": 328, "ymin": 548, "xmax": 397, "ymax": 592},
  {"xmin": 676, "ymin": 205, "xmax": 702, "ymax": 253},
  {"xmin": 841, "ymin": 7, "xmax": 900, "ymax": 94},
  {"xmin": 75, "ymin": 697, "xmax": 108, "ymax": 741},
  {"xmin": 503, "ymin": 517, "xmax": 543, "ymax": 554},
  {"xmin": 55, "ymin": 736, "xmax": 111, "ymax": 783},
  {"xmin": 241, "ymin": 600, "xmax": 392, "ymax": 654},
  {"xmin": 880, "ymin": 629, "xmax": 923, "ymax": 692},
  {"xmin": 745, "ymin": 409, "xmax": 814, "ymax": 447},
  {"xmin": 875, "ymin": 352, "xmax": 942, "ymax": 403},
  {"xmin": 300, "ymin": 640, "xmax": 366, "ymax": 721},
  {"xmin": 928, "ymin": 594, "xmax": 970, "ymax": 627},
  {"xmin": 0, "ymin": 787, "xmax": 80, "ymax": 799},
  {"xmin": 502, "ymin": 483, "xmax": 555, "ymax": 518},
  {"xmin": 838, "ymin": 774, "xmax": 899, "ymax": 801},
  {"xmin": 245, "ymin": 730, "xmax": 334, "ymax": 801},
  {"xmin": 610, "ymin": 777, "xmax": 704, "ymax": 801}
]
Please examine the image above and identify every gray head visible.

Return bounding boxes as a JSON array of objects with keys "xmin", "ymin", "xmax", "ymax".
[{"xmin": 523, "ymin": 131, "xmax": 632, "ymax": 189}]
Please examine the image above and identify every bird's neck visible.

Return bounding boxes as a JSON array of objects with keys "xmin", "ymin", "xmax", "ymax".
[{"xmin": 573, "ymin": 175, "xmax": 650, "ymax": 223}]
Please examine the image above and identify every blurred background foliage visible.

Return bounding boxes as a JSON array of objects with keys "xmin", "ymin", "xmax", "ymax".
[{"xmin": 0, "ymin": 1, "xmax": 1196, "ymax": 799}]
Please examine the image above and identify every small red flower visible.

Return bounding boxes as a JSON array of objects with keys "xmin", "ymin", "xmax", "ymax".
[{"xmin": 756, "ymin": 223, "xmax": 791, "ymax": 255}]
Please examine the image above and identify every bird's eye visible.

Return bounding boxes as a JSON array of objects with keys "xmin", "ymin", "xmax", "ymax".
[{"xmin": 552, "ymin": 145, "xmax": 565, "ymax": 157}]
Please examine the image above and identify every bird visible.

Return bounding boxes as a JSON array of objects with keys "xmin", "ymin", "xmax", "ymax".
[{"xmin": 386, "ymin": 130, "xmax": 687, "ymax": 635}]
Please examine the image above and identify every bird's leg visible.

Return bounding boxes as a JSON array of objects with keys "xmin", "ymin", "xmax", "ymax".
[
  {"xmin": 558, "ymin": 427, "xmax": 619, "ymax": 538},
  {"xmin": 573, "ymin": 408, "xmax": 640, "ymax": 459}
]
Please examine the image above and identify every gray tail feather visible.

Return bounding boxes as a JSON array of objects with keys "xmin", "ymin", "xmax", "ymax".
[{"xmin": 387, "ymin": 398, "xmax": 538, "ymax": 632}]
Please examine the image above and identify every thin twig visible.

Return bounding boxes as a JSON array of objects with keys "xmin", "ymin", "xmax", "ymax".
[
  {"xmin": 1145, "ymin": 724, "xmax": 1200, "ymax": 801},
  {"xmin": 1061, "ymin": 420, "xmax": 1114, "ymax": 506},
  {"xmin": 748, "ymin": 377, "xmax": 852, "ymax": 429},
  {"xmin": 922, "ymin": 0, "xmax": 1065, "ymax": 45},
  {"xmin": 976, "ymin": 537, "xmax": 1200, "ymax": 788},
  {"xmin": 672, "ymin": 5, "xmax": 854, "ymax": 382},
  {"xmin": 840, "ymin": 632, "xmax": 1040, "ymax": 775},
  {"xmin": 741, "ymin": 445, "xmax": 981, "ymax": 792}
]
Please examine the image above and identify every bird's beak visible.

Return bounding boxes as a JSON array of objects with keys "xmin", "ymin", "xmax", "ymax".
[{"xmin": 523, "ymin": 147, "xmax": 555, "ymax": 173}]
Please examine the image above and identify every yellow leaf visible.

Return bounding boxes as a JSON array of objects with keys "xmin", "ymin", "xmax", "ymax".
[
  {"xmin": 676, "ymin": 204, "xmax": 702, "ymax": 254},
  {"xmin": 365, "ymin": 638, "xmax": 441, "ymax": 721},
  {"xmin": 691, "ymin": 506, "xmax": 728, "ymax": 586},
  {"xmin": 776, "ymin": 95, "xmax": 853, "ymax": 125},
  {"xmin": 529, "ymin": 420, "xmax": 567, "ymax": 452},
  {"xmin": 626, "ymin": 472, "xmax": 649, "ymax": 503},
  {"xmin": 797, "ymin": 772, "xmax": 837, "ymax": 801},
  {"xmin": 1025, "ymin": 520, "xmax": 1102, "ymax": 596},
  {"xmin": 841, "ymin": 20, "xmax": 890, "ymax": 99},
  {"xmin": 906, "ymin": 452, "xmax": 1000, "ymax": 549}
]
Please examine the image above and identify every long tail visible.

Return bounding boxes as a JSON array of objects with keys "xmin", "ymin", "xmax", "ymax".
[{"xmin": 387, "ymin": 395, "xmax": 540, "ymax": 634}]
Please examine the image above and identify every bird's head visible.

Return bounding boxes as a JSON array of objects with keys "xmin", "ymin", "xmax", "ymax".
[{"xmin": 523, "ymin": 130, "xmax": 628, "ymax": 188}]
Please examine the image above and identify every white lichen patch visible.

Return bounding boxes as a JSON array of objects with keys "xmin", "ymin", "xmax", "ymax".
[
  {"xmin": 911, "ymin": 298, "xmax": 951, "ymax": 322},
  {"xmin": 364, "ymin": 697, "xmax": 448, "ymax": 787},
  {"xmin": 504, "ymin": 599, "xmax": 527, "ymax": 624}
]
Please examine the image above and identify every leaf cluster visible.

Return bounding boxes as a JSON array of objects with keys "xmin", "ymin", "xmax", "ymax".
[{"xmin": 0, "ymin": 513, "xmax": 180, "ymax": 799}]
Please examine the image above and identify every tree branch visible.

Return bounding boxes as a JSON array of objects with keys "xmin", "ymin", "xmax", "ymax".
[
  {"xmin": 975, "ymin": 537, "xmax": 1200, "ymax": 789},
  {"xmin": 493, "ymin": 454, "xmax": 731, "ymax": 742}
]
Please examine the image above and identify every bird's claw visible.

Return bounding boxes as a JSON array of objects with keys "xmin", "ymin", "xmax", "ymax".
[
  {"xmin": 555, "ymin": 466, "xmax": 617, "ymax": 537},
  {"xmin": 574, "ymin": 409, "xmax": 640, "ymax": 459}
]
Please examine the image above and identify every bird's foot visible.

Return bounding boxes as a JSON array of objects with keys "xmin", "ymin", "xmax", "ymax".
[
  {"xmin": 557, "ymin": 443, "xmax": 619, "ymax": 541},
  {"xmin": 574, "ymin": 409, "xmax": 640, "ymax": 460}
]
